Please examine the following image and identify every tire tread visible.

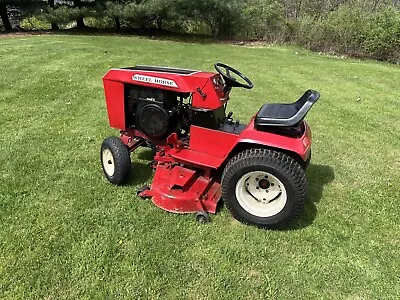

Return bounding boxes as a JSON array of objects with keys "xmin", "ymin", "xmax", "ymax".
[
  {"xmin": 222, "ymin": 148, "xmax": 306, "ymax": 228},
  {"xmin": 101, "ymin": 137, "xmax": 131, "ymax": 185}
]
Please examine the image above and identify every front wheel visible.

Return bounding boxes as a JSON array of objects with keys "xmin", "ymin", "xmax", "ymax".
[
  {"xmin": 222, "ymin": 148, "xmax": 306, "ymax": 229},
  {"xmin": 100, "ymin": 137, "xmax": 131, "ymax": 185}
]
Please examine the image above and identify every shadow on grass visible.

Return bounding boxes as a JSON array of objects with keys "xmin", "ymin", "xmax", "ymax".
[
  {"xmin": 124, "ymin": 148, "xmax": 155, "ymax": 188},
  {"xmin": 125, "ymin": 149, "xmax": 333, "ymax": 229},
  {"xmin": 284, "ymin": 163, "xmax": 335, "ymax": 230},
  {"xmin": 59, "ymin": 27, "xmax": 220, "ymax": 45},
  {"xmin": 127, "ymin": 161, "xmax": 154, "ymax": 187},
  {"xmin": 137, "ymin": 148, "xmax": 156, "ymax": 161},
  {"xmin": 0, "ymin": 27, "xmax": 246, "ymax": 46}
]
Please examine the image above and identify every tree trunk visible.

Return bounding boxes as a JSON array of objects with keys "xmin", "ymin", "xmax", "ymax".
[
  {"xmin": 47, "ymin": 0, "xmax": 59, "ymax": 30},
  {"xmin": 73, "ymin": 0, "xmax": 85, "ymax": 29},
  {"xmin": 51, "ymin": 23, "xmax": 59, "ymax": 30},
  {"xmin": 115, "ymin": 17, "xmax": 121, "ymax": 31},
  {"xmin": 76, "ymin": 16, "xmax": 85, "ymax": 29},
  {"xmin": 156, "ymin": 18, "xmax": 162, "ymax": 31},
  {"xmin": 0, "ymin": 3, "xmax": 12, "ymax": 32},
  {"xmin": 207, "ymin": 20, "xmax": 217, "ymax": 36}
]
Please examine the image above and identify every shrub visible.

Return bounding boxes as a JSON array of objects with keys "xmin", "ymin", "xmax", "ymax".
[
  {"xmin": 240, "ymin": 0, "xmax": 286, "ymax": 41},
  {"xmin": 294, "ymin": 5, "xmax": 366, "ymax": 55},
  {"xmin": 42, "ymin": 6, "xmax": 92, "ymax": 27},
  {"xmin": 20, "ymin": 16, "xmax": 51, "ymax": 30},
  {"xmin": 362, "ymin": 7, "xmax": 400, "ymax": 63},
  {"xmin": 176, "ymin": 0, "xmax": 243, "ymax": 36},
  {"xmin": 324, "ymin": 5, "xmax": 365, "ymax": 55},
  {"xmin": 84, "ymin": 16, "xmax": 114, "ymax": 29},
  {"xmin": 292, "ymin": 5, "xmax": 400, "ymax": 63}
]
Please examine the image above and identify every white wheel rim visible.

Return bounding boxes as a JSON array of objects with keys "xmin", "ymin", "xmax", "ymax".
[
  {"xmin": 102, "ymin": 148, "xmax": 115, "ymax": 177},
  {"xmin": 235, "ymin": 171, "xmax": 287, "ymax": 217}
]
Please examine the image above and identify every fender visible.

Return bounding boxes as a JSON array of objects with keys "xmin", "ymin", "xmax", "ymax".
[
  {"xmin": 184, "ymin": 120, "xmax": 311, "ymax": 170},
  {"xmin": 234, "ymin": 119, "xmax": 312, "ymax": 161}
]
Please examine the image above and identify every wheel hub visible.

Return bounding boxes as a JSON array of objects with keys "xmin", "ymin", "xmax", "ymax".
[
  {"xmin": 258, "ymin": 178, "xmax": 270, "ymax": 189},
  {"xmin": 236, "ymin": 171, "xmax": 287, "ymax": 217},
  {"xmin": 102, "ymin": 148, "xmax": 115, "ymax": 176},
  {"xmin": 245, "ymin": 173, "xmax": 282, "ymax": 203}
]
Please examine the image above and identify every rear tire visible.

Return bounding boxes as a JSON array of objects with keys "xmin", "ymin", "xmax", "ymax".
[
  {"xmin": 100, "ymin": 137, "xmax": 131, "ymax": 185},
  {"xmin": 222, "ymin": 148, "xmax": 306, "ymax": 229}
]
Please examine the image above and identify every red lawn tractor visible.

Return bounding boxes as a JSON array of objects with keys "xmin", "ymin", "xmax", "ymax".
[{"xmin": 101, "ymin": 63, "xmax": 319, "ymax": 228}]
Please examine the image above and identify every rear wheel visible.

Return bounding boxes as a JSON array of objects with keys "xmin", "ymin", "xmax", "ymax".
[
  {"xmin": 100, "ymin": 137, "xmax": 131, "ymax": 185},
  {"xmin": 222, "ymin": 148, "xmax": 306, "ymax": 228}
]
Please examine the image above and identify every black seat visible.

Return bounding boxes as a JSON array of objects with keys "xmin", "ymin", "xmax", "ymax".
[{"xmin": 255, "ymin": 90, "xmax": 320, "ymax": 127}]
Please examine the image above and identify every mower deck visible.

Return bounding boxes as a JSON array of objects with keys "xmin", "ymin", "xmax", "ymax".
[{"xmin": 140, "ymin": 164, "xmax": 221, "ymax": 214}]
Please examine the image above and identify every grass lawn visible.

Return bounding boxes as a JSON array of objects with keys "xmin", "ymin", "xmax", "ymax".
[{"xmin": 0, "ymin": 34, "xmax": 399, "ymax": 299}]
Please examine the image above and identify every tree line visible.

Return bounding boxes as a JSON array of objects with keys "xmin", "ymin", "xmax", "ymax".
[{"xmin": 1, "ymin": 0, "xmax": 399, "ymax": 63}]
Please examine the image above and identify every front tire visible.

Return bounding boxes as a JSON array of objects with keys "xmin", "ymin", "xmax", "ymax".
[
  {"xmin": 100, "ymin": 137, "xmax": 131, "ymax": 185},
  {"xmin": 222, "ymin": 148, "xmax": 306, "ymax": 229}
]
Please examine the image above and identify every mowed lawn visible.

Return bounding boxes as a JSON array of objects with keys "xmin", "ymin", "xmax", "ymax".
[{"xmin": 0, "ymin": 34, "xmax": 399, "ymax": 299}]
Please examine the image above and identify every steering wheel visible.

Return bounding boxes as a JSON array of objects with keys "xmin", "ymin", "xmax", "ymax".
[{"xmin": 214, "ymin": 63, "xmax": 254, "ymax": 90}]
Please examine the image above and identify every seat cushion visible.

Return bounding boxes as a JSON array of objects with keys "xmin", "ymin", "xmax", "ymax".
[{"xmin": 257, "ymin": 103, "xmax": 298, "ymax": 120}]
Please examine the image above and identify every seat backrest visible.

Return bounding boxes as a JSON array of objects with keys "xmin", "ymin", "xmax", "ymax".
[{"xmin": 294, "ymin": 90, "xmax": 320, "ymax": 110}]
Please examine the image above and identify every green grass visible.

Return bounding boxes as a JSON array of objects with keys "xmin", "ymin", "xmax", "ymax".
[{"xmin": 0, "ymin": 34, "xmax": 399, "ymax": 299}]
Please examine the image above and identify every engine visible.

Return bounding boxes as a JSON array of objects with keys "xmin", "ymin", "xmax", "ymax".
[{"xmin": 124, "ymin": 85, "xmax": 190, "ymax": 140}]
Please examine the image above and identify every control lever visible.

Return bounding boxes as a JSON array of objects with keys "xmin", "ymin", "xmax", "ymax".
[{"xmin": 227, "ymin": 111, "xmax": 233, "ymax": 120}]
